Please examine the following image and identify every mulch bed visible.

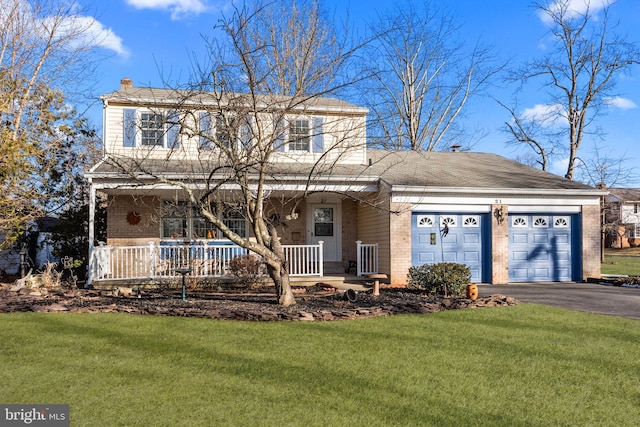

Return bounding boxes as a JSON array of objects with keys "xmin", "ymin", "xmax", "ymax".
[{"xmin": 0, "ymin": 284, "xmax": 519, "ymax": 321}]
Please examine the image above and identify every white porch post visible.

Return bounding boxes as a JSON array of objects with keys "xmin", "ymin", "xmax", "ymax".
[
  {"xmin": 86, "ymin": 179, "xmax": 96, "ymax": 288},
  {"xmin": 318, "ymin": 241, "xmax": 324, "ymax": 277},
  {"xmin": 356, "ymin": 240, "xmax": 362, "ymax": 276},
  {"xmin": 149, "ymin": 242, "xmax": 156, "ymax": 278}
]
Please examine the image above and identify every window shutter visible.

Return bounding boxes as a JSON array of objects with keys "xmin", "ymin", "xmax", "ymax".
[
  {"xmin": 240, "ymin": 114, "xmax": 254, "ymax": 150},
  {"xmin": 123, "ymin": 108, "xmax": 136, "ymax": 147},
  {"xmin": 274, "ymin": 118, "xmax": 285, "ymax": 152},
  {"xmin": 312, "ymin": 116, "xmax": 324, "ymax": 153},
  {"xmin": 199, "ymin": 112, "xmax": 211, "ymax": 148},
  {"xmin": 167, "ymin": 110, "xmax": 180, "ymax": 149}
]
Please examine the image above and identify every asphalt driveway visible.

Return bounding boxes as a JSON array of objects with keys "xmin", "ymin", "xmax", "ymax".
[{"xmin": 478, "ymin": 282, "xmax": 640, "ymax": 320}]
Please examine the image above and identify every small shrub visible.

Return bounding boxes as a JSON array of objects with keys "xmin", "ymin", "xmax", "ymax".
[
  {"xmin": 407, "ymin": 262, "xmax": 471, "ymax": 296},
  {"xmin": 229, "ymin": 254, "xmax": 266, "ymax": 287}
]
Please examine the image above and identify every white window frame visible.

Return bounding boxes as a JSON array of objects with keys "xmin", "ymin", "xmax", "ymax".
[
  {"xmin": 139, "ymin": 111, "xmax": 166, "ymax": 147},
  {"xmin": 199, "ymin": 112, "xmax": 238, "ymax": 150},
  {"xmin": 287, "ymin": 117, "xmax": 311, "ymax": 152}
]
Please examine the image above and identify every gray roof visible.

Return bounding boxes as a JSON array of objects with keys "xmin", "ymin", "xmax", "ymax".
[
  {"xmin": 366, "ymin": 150, "xmax": 597, "ymax": 191},
  {"xmin": 607, "ymin": 188, "xmax": 640, "ymax": 202},
  {"xmin": 101, "ymin": 86, "xmax": 367, "ymax": 115},
  {"xmin": 88, "ymin": 149, "xmax": 601, "ymax": 194}
]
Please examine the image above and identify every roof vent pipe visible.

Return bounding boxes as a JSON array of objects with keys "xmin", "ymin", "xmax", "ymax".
[{"xmin": 368, "ymin": 158, "xmax": 372, "ymax": 166}]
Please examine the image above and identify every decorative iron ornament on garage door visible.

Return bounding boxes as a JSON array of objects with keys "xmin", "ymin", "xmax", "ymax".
[
  {"xmin": 508, "ymin": 214, "xmax": 577, "ymax": 282},
  {"xmin": 411, "ymin": 213, "xmax": 487, "ymax": 283}
]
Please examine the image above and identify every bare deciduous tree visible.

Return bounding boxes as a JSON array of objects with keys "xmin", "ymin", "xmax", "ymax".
[
  {"xmin": 106, "ymin": 0, "xmax": 372, "ymax": 306},
  {"xmin": 363, "ymin": 1, "xmax": 502, "ymax": 151},
  {"xmin": 503, "ymin": 0, "xmax": 639, "ymax": 180}
]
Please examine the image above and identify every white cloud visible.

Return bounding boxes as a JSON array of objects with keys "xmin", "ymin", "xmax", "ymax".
[
  {"xmin": 39, "ymin": 15, "xmax": 129, "ymax": 57},
  {"xmin": 604, "ymin": 96, "xmax": 638, "ymax": 110},
  {"xmin": 538, "ymin": 0, "xmax": 610, "ymax": 24},
  {"xmin": 550, "ymin": 157, "xmax": 570, "ymax": 177},
  {"xmin": 521, "ymin": 103, "xmax": 567, "ymax": 128},
  {"xmin": 125, "ymin": 0, "xmax": 209, "ymax": 20}
]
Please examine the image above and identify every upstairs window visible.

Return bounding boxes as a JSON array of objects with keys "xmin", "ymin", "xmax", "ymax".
[
  {"xmin": 199, "ymin": 112, "xmax": 237, "ymax": 150},
  {"xmin": 288, "ymin": 119, "xmax": 310, "ymax": 151},
  {"xmin": 216, "ymin": 114, "xmax": 234, "ymax": 149},
  {"xmin": 140, "ymin": 113, "xmax": 164, "ymax": 146},
  {"xmin": 123, "ymin": 108, "xmax": 180, "ymax": 148}
]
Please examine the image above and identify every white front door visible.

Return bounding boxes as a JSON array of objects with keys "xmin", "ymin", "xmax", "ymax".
[{"xmin": 309, "ymin": 204, "xmax": 341, "ymax": 261}]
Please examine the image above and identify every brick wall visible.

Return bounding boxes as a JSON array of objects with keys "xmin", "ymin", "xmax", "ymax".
[
  {"xmin": 581, "ymin": 204, "xmax": 601, "ymax": 280},
  {"xmin": 388, "ymin": 203, "xmax": 412, "ymax": 285},
  {"xmin": 106, "ymin": 195, "xmax": 161, "ymax": 246},
  {"xmin": 356, "ymin": 191, "xmax": 391, "ymax": 279},
  {"xmin": 491, "ymin": 204, "xmax": 509, "ymax": 284},
  {"xmin": 265, "ymin": 199, "xmax": 306, "ymax": 245}
]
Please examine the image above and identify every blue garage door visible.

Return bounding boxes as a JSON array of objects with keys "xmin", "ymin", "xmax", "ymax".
[
  {"xmin": 508, "ymin": 214, "xmax": 577, "ymax": 282},
  {"xmin": 411, "ymin": 213, "xmax": 487, "ymax": 283}
]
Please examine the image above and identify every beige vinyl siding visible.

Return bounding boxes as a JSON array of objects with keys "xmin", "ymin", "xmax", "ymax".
[
  {"xmin": 356, "ymin": 190, "xmax": 391, "ymax": 280},
  {"xmin": 103, "ymin": 103, "xmax": 367, "ymax": 164}
]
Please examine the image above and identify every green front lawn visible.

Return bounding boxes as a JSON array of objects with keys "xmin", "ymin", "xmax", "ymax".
[
  {"xmin": 2, "ymin": 307, "xmax": 639, "ymax": 426},
  {"xmin": 602, "ymin": 256, "xmax": 640, "ymax": 275},
  {"xmin": 603, "ymin": 248, "xmax": 640, "ymax": 275}
]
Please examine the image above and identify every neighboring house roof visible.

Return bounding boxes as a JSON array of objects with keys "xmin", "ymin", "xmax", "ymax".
[
  {"xmin": 607, "ymin": 188, "xmax": 640, "ymax": 203},
  {"xmin": 87, "ymin": 149, "xmax": 603, "ymax": 196},
  {"xmin": 101, "ymin": 86, "xmax": 368, "ymax": 115}
]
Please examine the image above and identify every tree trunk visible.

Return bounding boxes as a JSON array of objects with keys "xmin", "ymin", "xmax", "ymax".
[{"xmin": 267, "ymin": 261, "xmax": 296, "ymax": 306}]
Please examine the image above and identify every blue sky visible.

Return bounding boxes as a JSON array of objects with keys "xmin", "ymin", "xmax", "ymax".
[{"xmin": 73, "ymin": 0, "xmax": 640, "ymax": 184}]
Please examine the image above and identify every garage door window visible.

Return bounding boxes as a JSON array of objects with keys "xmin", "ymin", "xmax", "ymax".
[
  {"xmin": 533, "ymin": 216, "xmax": 548, "ymax": 227},
  {"xmin": 440, "ymin": 216, "xmax": 457, "ymax": 228},
  {"xmin": 553, "ymin": 216, "xmax": 569, "ymax": 228},
  {"xmin": 512, "ymin": 216, "xmax": 527, "ymax": 227},
  {"xmin": 462, "ymin": 215, "xmax": 479, "ymax": 227},
  {"xmin": 417, "ymin": 215, "xmax": 435, "ymax": 227}
]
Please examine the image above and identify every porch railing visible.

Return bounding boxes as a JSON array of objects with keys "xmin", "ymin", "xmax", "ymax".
[
  {"xmin": 90, "ymin": 240, "xmax": 325, "ymax": 282},
  {"xmin": 356, "ymin": 240, "xmax": 379, "ymax": 276},
  {"xmin": 282, "ymin": 241, "xmax": 323, "ymax": 277}
]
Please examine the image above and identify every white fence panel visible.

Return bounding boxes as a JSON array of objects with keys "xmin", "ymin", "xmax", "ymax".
[
  {"xmin": 356, "ymin": 241, "xmax": 379, "ymax": 276},
  {"xmin": 282, "ymin": 241, "xmax": 323, "ymax": 277},
  {"xmin": 91, "ymin": 241, "xmax": 326, "ymax": 282}
]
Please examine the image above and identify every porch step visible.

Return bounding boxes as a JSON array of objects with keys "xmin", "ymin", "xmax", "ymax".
[{"xmin": 323, "ymin": 261, "xmax": 346, "ymax": 275}]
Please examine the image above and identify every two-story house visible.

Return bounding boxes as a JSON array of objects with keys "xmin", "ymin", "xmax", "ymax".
[
  {"xmin": 85, "ymin": 78, "xmax": 605, "ymax": 287},
  {"xmin": 604, "ymin": 188, "xmax": 640, "ymax": 248}
]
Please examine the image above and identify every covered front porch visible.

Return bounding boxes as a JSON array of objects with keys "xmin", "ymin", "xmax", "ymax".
[{"xmin": 89, "ymin": 240, "xmax": 379, "ymax": 285}]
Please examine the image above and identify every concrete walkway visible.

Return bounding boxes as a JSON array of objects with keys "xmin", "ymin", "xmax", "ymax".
[{"xmin": 479, "ymin": 282, "xmax": 640, "ymax": 320}]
